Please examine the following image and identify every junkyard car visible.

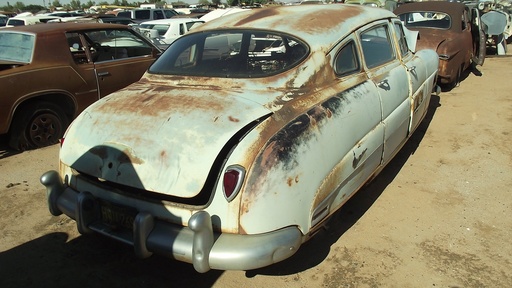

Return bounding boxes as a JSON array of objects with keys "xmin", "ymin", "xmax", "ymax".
[
  {"xmin": 0, "ymin": 14, "xmax": 7, "ymax": 26},
  {"xmin": 0, "ymin": 23, "xmax": 161, "ymax": 150},
  {"xmin": 136, "ymin": 18, "xmax": 204, "ymax": 47},
  {"xmin": 395, "ymin": 1, "xmax": 486, "ymax": 88},
  {"xmin": 41, "ymin": 5, "xmax": 439, "ymax": 272},
  {"xmin": 468, "ymin": 0, "xmax": 512, "ymax": 55}
]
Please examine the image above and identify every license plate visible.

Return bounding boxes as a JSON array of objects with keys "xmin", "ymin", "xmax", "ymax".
[{"xmin": 99, "ymin": 201, "xmax": 137, "ymax": 230}]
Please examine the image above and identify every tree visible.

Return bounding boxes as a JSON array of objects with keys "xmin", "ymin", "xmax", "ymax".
[
  {"xmin": 12, "ymin": 1, "xmax": 25, "ymax": 11},
  {"xmin": 25, "ymin": 4, "xmax": 45, "ymax": 13},
  {"xmin": 70, "ymin": 0, "xmax": 81, "ymax": 9},
  {"xmin": 52, "ymin": 0, "xmax": 62, "ymax": 7}
]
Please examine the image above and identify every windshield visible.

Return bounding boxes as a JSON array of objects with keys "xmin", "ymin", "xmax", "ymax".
[
  {"xmin": 399, "ymin": 12, "xmax": 451, "ymax": 29},
  {"xmin": 0, "ymin": 32, "xmax": 35, "ymax": 63},
  {"xmin": 149, "ymin": 30, "xmax": 308, "ymax": 78}
]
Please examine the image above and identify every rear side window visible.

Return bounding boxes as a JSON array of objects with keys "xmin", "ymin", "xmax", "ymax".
[
  {"xmin": 117, "ymin": 11, "xmax": 131, "ymax": 18},
  {"xmin": 7, "ymin": 19, "xmax": 25, "ymax": 26},
  {"xmin": 149, "ymin": 30, "xmax": 308, "ymax": 78},
  {"xmin": 360, "ymin": 25, "xmax": 394, "ymax": 68},
  {"xmin": 334, "ymin": 41, "xmax": 360, "ymax": 76},
  {"xmin": 153, "ymin": 10, "xmax": 165, "ymax": 20},
  {"xmin": 134, "ymin": 10, "xmax": 151, "ymax": 20},
  {"xmin": 164, "ymin": 10, "xmax": 179, "ymax": 18},
  {"xmin": 0, "ymin": 32, "xmax": 34, "ymax": 63}
]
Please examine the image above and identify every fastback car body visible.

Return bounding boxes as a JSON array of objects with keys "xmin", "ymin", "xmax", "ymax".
[
  {"xmin": 41, "ymin": 5, "xmax": 439, "ymax": 272},
  {"xmin": 0, "ymin": 23, "xmax": 161, "ymax": 150},
  {"xmin": 395, "ymin": 1, "xmax": 486, "ymax": 88}
]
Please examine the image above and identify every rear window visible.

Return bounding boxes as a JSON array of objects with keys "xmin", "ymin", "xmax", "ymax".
[
  {"xmin": 117, "ymin": 11, "xmax": 131, "ymax": 18},
  {"xmin": 149, "ymin": 30, "xmax": 308, "ymax": 78},
  {"xmin": 134, "ymin": 10, "xmax": 151, "ymax": 20},
  {"xmin": 398, "ymin": 11, "xmax": 451, "ymax": 29},
  {"xmin": 0, "ymin": 32, "xmax": 35, "ymax": 63},
  {"xmin": 6, "ymin": 19, "xmax": 25, "ymax": 26}
]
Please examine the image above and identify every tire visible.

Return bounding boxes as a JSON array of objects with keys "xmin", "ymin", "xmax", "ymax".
[
  {"xmin": 8, "ymin": 101, "xmax": 69, "ymax": 150},
  {"xmin": 444, "ymin": 64, "xmax": 462, "ymax": 91}
]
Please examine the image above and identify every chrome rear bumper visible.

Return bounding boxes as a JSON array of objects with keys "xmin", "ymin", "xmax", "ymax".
[{"xmin": 41, "ymin": 170, "xmax": 303, "ymax": 272}]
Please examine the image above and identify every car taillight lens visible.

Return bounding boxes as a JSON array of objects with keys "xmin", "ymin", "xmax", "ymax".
[
  {"xmin": 60, "ymin": 138, "xmax": 65, "ymax": 147},
  {"xmin": 223, "ymin": 165, "xmax": 245, "ymax": 202}
]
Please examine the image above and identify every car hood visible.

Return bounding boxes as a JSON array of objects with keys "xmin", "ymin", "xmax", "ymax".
[{"xmin": 60, "ymin": 81, "xmax": 272, "ymax": 198}]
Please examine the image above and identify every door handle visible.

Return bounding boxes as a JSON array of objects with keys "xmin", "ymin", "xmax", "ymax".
[
  {"xmin": 97, "ymin": 71, "xmax": 111, "ymax": 77},
  {"xmin": 377, "ymin": 79, "xmax": 390, "ymax": 91}
]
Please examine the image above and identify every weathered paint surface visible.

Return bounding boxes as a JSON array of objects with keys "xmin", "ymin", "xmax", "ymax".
[{"xmin": 56, "ymin": 4, "xmax": 438, "ymax": 257}]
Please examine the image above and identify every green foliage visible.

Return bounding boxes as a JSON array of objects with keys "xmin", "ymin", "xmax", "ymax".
[{"xmin": 70, "ymin": 0, "xmax": 81, "ymax": 9}]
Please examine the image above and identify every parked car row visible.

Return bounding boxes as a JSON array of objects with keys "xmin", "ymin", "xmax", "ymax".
[{"xmin": 39, "ymin": 4, "xmax": 440, "ymax": 273}]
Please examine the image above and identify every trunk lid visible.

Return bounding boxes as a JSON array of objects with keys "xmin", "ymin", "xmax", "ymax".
[{"xmin": 61, "ymin": 81, "xmax": 272, "ymax": 198}]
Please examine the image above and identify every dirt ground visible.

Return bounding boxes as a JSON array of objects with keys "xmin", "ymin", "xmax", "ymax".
[{"xmin": 1, "ymin": 47, "xmax": 511, "ymax": 287}]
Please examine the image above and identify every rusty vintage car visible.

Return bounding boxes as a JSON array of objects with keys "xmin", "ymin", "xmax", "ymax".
[
  {"xmin": 41, "ymin": 5, "xmax": 439, "ymax": 272},
  {"xmin": 395, "ymin": 1, "xmax": 486, "ymax": 89},
  {"xmin": 0, "ymin": 23, "xmax": 162, "ymax": 150}
]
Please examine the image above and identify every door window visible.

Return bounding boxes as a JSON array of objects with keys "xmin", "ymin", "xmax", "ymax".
[
  {"xmin": 360, "ymin": 25, "xmax": 395, "ymax": 68},
  {"xmin": 82, "ymin": 29, "xmax": 154, "ymax": 62}
]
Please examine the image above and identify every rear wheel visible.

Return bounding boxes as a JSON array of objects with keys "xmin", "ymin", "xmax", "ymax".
[
  {"xmin": 445, "ymin": 64, "xmax": 463, "ymax": 91},
  {"xmin": 8, "ymin": 101, "xmax": 68, "ymax": 150}
]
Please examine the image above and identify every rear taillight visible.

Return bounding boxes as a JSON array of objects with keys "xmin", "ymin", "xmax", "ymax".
[
  {"xmin": 60, "ymin": 138, "xmax": 65, "ymax": 147},
  {"xmin": 223, "ymin": 165, "xmax": 245, "ymax": 202}
]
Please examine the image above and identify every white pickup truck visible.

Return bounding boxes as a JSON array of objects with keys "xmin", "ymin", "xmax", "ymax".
[{"xmin": 136, "ymin": 18, "xmax": 204, "ymax": 48}]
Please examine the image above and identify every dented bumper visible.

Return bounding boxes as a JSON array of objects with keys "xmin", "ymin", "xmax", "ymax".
[{"xmin": 40, "ymin": 170, "xmax": 302, "ymax": 273}]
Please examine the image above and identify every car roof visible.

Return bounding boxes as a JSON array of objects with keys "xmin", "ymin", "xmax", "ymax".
[
  {"xmin": 0, "ymin": 22, "xmax": 131, "ymax": 33},
  {"xmin": 194, "ymin": 4, "xmax": 395, "ymax": 49}
]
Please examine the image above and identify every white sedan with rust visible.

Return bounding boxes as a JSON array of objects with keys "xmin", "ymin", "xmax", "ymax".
[{"xmin": 41, "ymin": 4, "xmax": 439, "ymax": 272}]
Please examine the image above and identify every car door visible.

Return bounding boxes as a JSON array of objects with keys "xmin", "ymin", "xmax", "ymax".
[
  {"xmin": 65, "ymin": 32, "xmax": 103, "ymax": 110},
  {"xmin": 359, "ymin": 21, "xmax": 411, "ymax": 164},
  {"xmin": 310, "ymin": 35, "xmax": 384, "ymax": 227},
  {"xmin": 83, "ymin": 29, "xmax": 158, "ymax": 98},
  {"xmin": 392, "ymin": 21, "xmax": 429, "ymax": 134},
  {"xmin": 470, "ymin": 7, "xmax": 486, "ymax": 65}
]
